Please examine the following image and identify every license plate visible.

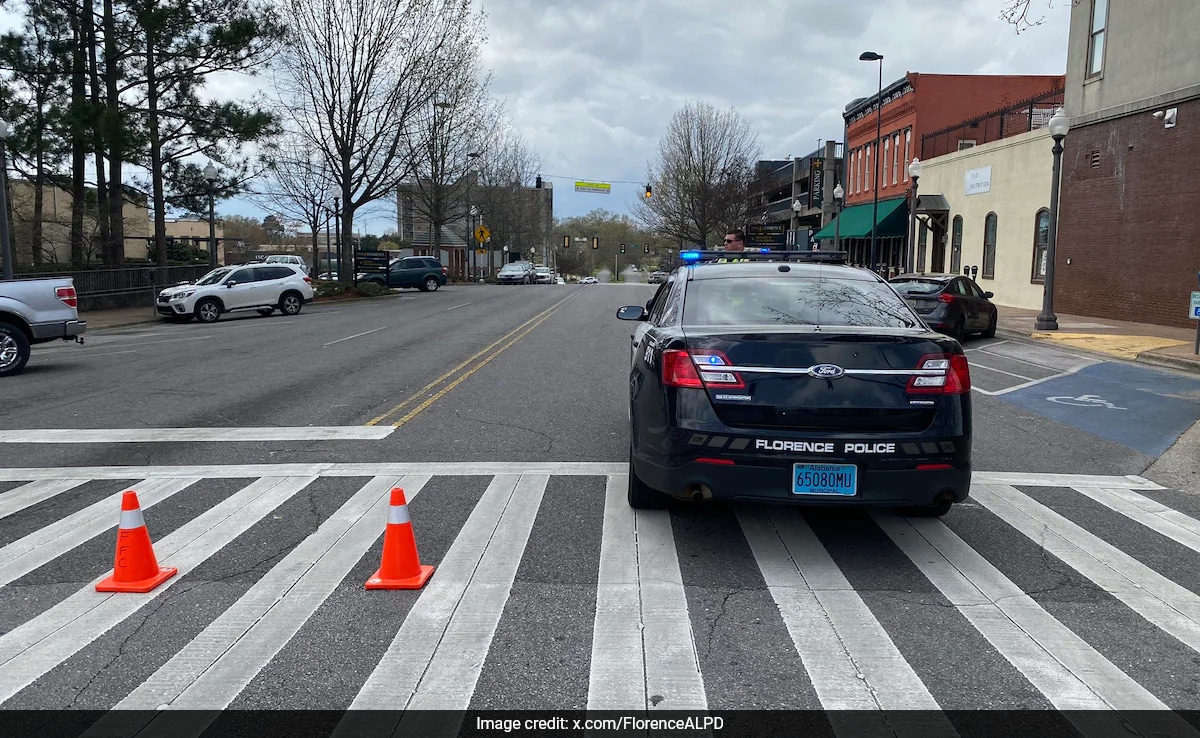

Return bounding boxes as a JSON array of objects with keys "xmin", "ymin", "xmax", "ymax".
[{"xmin": 792, "ymin": 463, "xmax": 857, "ymax": 496}]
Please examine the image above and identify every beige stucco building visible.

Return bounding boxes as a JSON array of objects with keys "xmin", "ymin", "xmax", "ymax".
[
  {"xmin": 912, "ymin": 127, "xmax": 1055, "ymax": 311},
  {"xmin": 8, "ymin": 180, "xmax": 150, "ymax": 267}
]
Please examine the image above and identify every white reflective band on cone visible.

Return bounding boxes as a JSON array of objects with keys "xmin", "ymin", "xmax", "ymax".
[
  {"xmin": 388, "ymin": 505, "xmax": 411, "ymax": 525},
  {"xmin": 119, "ymin": 508, "xmax": 146, "ymax": 529}
]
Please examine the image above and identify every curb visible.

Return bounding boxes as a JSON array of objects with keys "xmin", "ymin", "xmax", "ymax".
[{"xmin": 992, "ymin": 327, "xmax": 1200, "ymax": 376}]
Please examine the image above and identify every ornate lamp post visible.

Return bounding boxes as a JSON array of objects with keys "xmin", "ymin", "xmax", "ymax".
[
  {"xmin": 832, "ymin": 183, "xmax": 844, "ymax": 254},
  {"xmin": 1035, "ymin": 107, "xmax": 1070, "ymax": 331},
  {"xmin": 203, "ymin": 162, "xmax": 218, "ymax": 268},
  {"xmin": 907, "ymin": 157, "xmax": 923, "ymax": 274}
]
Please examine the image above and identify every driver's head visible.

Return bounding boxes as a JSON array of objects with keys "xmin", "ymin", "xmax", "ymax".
[{"xmin": 723, "ymin": 230, "xmax": 746, "ymax": 252}]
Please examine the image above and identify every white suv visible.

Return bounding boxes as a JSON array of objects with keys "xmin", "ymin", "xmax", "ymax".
[
  {"xmin": 157, "ymin": 264, "xmax": 314, "ymax": 323},
  {"xmin": 264, "ymin": 254, "xmax": 310, "ymax": 274}
]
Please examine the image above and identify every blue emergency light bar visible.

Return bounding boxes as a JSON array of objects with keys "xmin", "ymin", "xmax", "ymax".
[{"xmin": 678, "ymin": 249, "xmax": 848, "ymax": 265}]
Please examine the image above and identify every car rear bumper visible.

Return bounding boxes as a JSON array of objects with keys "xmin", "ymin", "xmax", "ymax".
[
  {"xmin": 633, "ymin": 448, "xmax": 970, "ymax": 508},
  {"xmin": 30, "ymin": 319, "xmax": 87, "ymax": 341}
]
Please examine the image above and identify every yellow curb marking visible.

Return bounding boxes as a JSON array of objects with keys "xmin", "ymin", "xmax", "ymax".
[{"xmin": 1031, "ymin": 332, "xmax": 1188, "ymax": 360}]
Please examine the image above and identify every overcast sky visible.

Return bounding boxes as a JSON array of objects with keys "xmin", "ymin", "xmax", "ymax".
[{"xmin": 2, "ymin": 0, "xmax": 1070, "ymax": 236}]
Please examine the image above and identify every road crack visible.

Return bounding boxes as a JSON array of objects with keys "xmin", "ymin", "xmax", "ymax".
[{"xmin": 452, "ymin": 410, "xmax": 554, "ymax": 452}]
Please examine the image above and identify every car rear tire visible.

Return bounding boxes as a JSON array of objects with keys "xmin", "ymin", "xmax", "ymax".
[
  {"xmin": 983, "ymin": 311, "xmax": 997, "ymax": 338},
  {"xmin": 0, "ymin": 322, "xmax": 31, "ymax": 377},
  {"xmin": 195, "ymin": 298, "xmax": 221, "ymax": 324},
  {"xmin": 423, "ymin": 276, "xmax": 439, "ymax": 292},
  {"xmin": 279, "ymin": 291, "xmax": 304, "ymax": 316},
  {"xmin": 628, "ymin": 447, "xmax": 669, "ymax": 509}
]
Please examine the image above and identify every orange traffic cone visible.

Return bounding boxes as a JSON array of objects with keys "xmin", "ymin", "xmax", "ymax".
[
  {"xmin": 96, "ymin": 490, "xmax": 177, "ymax": 593},
  {"xmin": 365, "ymin": 488, "xmax": 434, "ymax": 590}
]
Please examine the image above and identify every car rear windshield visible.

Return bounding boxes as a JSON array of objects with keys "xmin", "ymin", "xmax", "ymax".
[
  {"xmin": 683, "ymin": 277, "xmax": 921, "ymax": 329},
  {"xmin": 890, "ymin": 279, "xmax": 946, "ymax": 295}
]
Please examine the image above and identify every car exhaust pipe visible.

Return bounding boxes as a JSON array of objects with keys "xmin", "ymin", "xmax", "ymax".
[{"xmin": 687, "ymin": 484, "xmax": 714, "ymax": 502}]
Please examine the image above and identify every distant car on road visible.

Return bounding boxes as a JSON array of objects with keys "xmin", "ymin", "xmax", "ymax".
[
  {"xmin": 356, "ymin": 256, "xmax": 447, "ymax": 292},
  {"xmin": 534, "ymin": 266, "xmax": 554, "ymax": 284},
  {"xmin": 648, "ymin": 271, "xmax": 668, "ymax": 284},
  {"xmin": 498, "ymin": 261, "xmax": 535, "ymax": 284},
  {"xmin": 889, "ymin": 273, "xmax": 998, "ymax": 341},
  {"xmin": 157, "ymin": 264, "xmax": 313, "ymax": 323},
  {"xmin": 263, "ymin": 254, "xmax": 311, "ymax": 275},
  {"xmin": 580, "ymin": 276, "xmax": 598, "ymax": 284}
]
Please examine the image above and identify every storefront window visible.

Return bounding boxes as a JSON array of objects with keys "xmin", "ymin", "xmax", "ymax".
[
  {"xmin": 982, "ymin": 212, "xmax": 997, "ymax": 279},
  {"xmin": 951, "ymin": 215, "xmax": 963, "ymax": 273}
]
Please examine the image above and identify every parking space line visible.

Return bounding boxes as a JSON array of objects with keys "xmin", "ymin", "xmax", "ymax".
[
  {"xmin": 444, "ymin": 303, "xmax": 472, "ymax": 311},
  {"xmin": 992, "ymin": 363, "xmax": 1090, "ymax": 396},
  {"xmin": 967, "ymin": 363, "xmax": 1035, "ymax": 381},
  {"xmin": 974, "ymin": 348, "xmax": 1061, "ymax": 368}
]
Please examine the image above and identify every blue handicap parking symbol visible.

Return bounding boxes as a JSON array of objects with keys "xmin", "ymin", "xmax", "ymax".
[{"xmin": 999, "ymin": 362, "xmax": 1200, "ymax": 457}]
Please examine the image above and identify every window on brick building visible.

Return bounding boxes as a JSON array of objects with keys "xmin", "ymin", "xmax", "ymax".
[
  {"xmin": 951, "ymin": 216, "xmax": 963, "ymax": 274},
  {"xmin": 982, "ymin": 212, "xmax": 997, "ymax": 279},
  {"xmin": 883, "ymin": 138, "xmax": 890, "ymax": 189},
  {"xmin": 903, "ymin": 129, "xmax": 912, "ymax": 181},
  {"xmin": 1032, "ymin": 208, "xmax": 1049, "ymax": 282},
  {"xmin": 892, "ymin": 133, "xmax": 900, "ymax": 184},
  {"xmin": 1088, "ymin": 0, "xmax": 1107, "ymax": 77},
  {"xmin": 848, "ymin": 150, "xmax": 855, "ymax": 193},
  {"xmin": 865, "ymin": 144, "xmax": 872, "ymax": 191}
]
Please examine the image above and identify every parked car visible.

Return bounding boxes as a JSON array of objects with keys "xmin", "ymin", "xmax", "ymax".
[
  {"xmin": 888, "ymin": 273, "xmax": 998, "ymax": 340},
  {"xmin": 498, "ymin": 261, "xmax": 535, "ymax": 285},
  {"xmin": 263, "ymin": 254, "xmax": 310, "ymax": 275},
  {"xmin": 356, "ymin": 256, "xmax": 447, "ymax": 292},
  {"xmin": 648, "ymin": 271, "xmax": 668, "ymax": 284},
  {"xmin": 534, "ymin": 266, "xmax": 553, "ymax": 284},
  {"xmin": 0, "ymin": 277, "xmax": 86, "ymax": 377},
  {"xmin": 157, "ymin": 264, "xmax": 314, "ymax": 323}
]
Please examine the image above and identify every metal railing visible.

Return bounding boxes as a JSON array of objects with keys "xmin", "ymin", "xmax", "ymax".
[
  {"xmin": 920, "ymin": 87, "xmax": 1065, "ymax": 160},
  {"xmin": 13, "ymin": 264, "xmax": 213, "ymax": 296}
]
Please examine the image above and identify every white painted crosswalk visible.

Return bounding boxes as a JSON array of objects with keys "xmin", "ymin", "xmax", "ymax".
[{"xmin": 2, "ymin": 462, "xmax": 1200, "ymax": 731}]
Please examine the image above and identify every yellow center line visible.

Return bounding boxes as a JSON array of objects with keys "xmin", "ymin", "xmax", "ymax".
[
  {"xmin": 365, "ymin": 293, "xmax": 578, "ymax": 426},
  {"xmin": 390, "ymin": 303, "xmax": 567, "ymax": 428}
]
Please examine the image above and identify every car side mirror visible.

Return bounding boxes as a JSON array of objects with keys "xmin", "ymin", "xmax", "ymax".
[
  {"xmin": 982, "ymin": 291, "xmax": 994, "ymax": 299},
  {"xmin": 617, "ymin": 305, "xmax": 647, "ymax": 321},
  {"xmin": 226, "ymin": 281, "xmax": 237, "ymax": 287}
]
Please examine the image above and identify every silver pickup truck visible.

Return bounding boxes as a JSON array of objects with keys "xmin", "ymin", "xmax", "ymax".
[{"xmin": 0, "ymin": 277, "xmax": 87, "ymax": 377}]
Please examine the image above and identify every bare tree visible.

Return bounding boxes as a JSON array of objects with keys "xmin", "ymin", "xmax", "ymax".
[
  {"xmin": 471, "ymin": 127, "xmax": 543, "ymax": 269},
  {"xmin": 254, "ymin": 130, "xmax": 334, "ymax": 272},
  {"xmin": 1000, "ymin": 0, "xmax": 1080, "ymax": 33},
  {"xmin": 633, "ymin": 100, "xmax": 761, "ymax": 248},
  {"xmin": 404, "ymin": 48, "xmax": 497, "ymax": 262},
  {"xmin": 276, "ymin": 0, "xmax": 482, "ymax": 281}
]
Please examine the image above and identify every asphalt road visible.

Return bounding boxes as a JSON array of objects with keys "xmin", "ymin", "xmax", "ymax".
[{"xmin": 3, "ymin": 281, "xmax": 1200, "ymax": 729}]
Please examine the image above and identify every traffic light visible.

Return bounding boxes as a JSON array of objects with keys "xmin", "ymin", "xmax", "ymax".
[
  {"xmin": 620, "ymin": 242, "xmax": 625, "ymax": 254},
  {"xmin": 645, "ymin": 184, "xmax": 652, "ymax": 198},
  {"xmin": 591, "ymin": 237, "xmax": 599, "ymax": 249},
  {"xmin": 562, "ymin": 235, "xmax": 569, "ymax": 250},
  {"xmin": 644, "ymin": 244, "xmax": 650, "ymax": 254},
  {"xmin": 536, "ymin": 175, "xmax": 543, "ymax": 189}
]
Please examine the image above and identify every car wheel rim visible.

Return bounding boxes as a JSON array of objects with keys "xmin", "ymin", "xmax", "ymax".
[
  {"xmin": 426, "ymin": 279, "xmax": 436, "ymax": 290},
  {"xmin": 284, "ymin": 296, "xmax": 299, "ymax": 312},
  {"xmin": 0, "ymin": 334, "xmax": 18, "ymax": 369},
  {"xmin": 200, "ymin": 303, "xmax": 218, "ymax": 321}
]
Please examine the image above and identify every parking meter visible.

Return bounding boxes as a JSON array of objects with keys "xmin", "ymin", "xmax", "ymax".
[
  {"xmin": 963, "ymin": 266, "xmax": 970, "ymax": 276},
  {"xmin": 970, "ymin": 266, "xmax": 979, "ymax": 280}
]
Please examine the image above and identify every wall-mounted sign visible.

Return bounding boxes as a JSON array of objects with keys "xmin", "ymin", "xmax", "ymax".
[
  {"xmin": 965, "ymin": 166, "xmax": 992, "ymax": 196},
  {"xmin": 809, "ymin": 158, "xmax": 825, "ymax": 210}
]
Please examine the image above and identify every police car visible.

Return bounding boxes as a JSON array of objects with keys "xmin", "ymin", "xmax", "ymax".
[{"xmin": 616, "ymin": 249, "xmax": 972, "ymax": 516}]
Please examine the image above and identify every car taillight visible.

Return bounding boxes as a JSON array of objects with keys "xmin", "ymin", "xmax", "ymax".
[
  {"xmin": 442, "ymin": 267, "xmax": 447, "ymax": 275},
  {"xmin": 937, "ymin": 293, "xmax": 955, "ymax": 304},
  {"xmin": 906, "ymin": 353, "xmax": 971, "ymax": 394},
  {"xmin": 55, "ymin": 286, "xmax": 78, "ymax": 308},
  {"xmin": 303, "ymin": 277, "xmax": 313, "ymax": 284},
  {"xmin": 662, "ymin": 349, "xmax": 744, "ymax": 389}
]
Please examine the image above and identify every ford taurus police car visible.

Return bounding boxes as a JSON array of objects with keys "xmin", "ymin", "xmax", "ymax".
[{"xmin": 616, "ymin": 249, "xmax": 972, "ymax": 516}]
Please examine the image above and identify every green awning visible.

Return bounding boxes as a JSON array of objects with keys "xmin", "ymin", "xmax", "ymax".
[{"xmin": 812, "ymin": 198, "xmax": 908, "ymax": 240}]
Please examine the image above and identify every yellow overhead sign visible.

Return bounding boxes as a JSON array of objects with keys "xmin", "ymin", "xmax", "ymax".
[{"xmin": 574, "ymin": 181, "xmax": 611, "ymax": 194}]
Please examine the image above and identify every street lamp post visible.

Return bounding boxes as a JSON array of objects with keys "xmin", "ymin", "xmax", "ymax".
[
  {"xmin": 860, "ymin": 51, "xmax": 884, "ymax": 275},
  {"xmin": 203, "ymin": 162, "xmax": 218, "ymax": 269},
  {"xmin": 907, "ymin": 157, "xmax": 923, "ymax": 274},
  {"xmin": 1036, "ymin": 107, "xmax": 1071, "ymax": 331},
  {"xmin": 333, "ymin": 196, "xmax": 340, "ymax": 278},
  {"xmin": 0, "ymin": 119, "xmax": 12, "ymax": 280},
  {"xmin": 832, "ymin": 183, "xmax": 844, "ymax": 255},
  {"xmin": 790, "ymin": 199, "xmax": 804, "ymax": 250}
]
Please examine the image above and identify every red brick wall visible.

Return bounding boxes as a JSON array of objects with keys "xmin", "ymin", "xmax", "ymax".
[{"xmin": 1055, "ymin": 96, "xmax": 1200, "ymax": 328}]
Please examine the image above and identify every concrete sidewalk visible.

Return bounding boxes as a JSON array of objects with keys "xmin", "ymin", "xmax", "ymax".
[{"xmin": 996, "ymin": 305, "xmax": 1200, "ymax": 375}]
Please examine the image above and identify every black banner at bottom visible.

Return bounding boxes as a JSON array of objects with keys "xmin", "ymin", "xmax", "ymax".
[{"xmin": 5, "ymin": 709, "xmax": 1200, "ymax": 738}]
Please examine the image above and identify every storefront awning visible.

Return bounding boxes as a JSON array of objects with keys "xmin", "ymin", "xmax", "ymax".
[
  {"xmin": 812, "ymin": 197, "xmax": 908, "ymax": 241},
  {"xmin": 916, "ymin": 194, "xmax": 951, "ymax": 213}
]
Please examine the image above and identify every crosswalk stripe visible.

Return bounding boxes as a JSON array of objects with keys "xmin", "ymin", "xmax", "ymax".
[
  {"xmin": 0, "ymin": 479, "xmax": 88, "ymax": 520},
  {"xmin": 0, "ymin": 476, "xmax": 316, "ymax": 706},
  {"xmin": 587, "ymin": 475, "xmax": 645, "ymax": 710},
  {"xmin": 737, "ymin": 505, "xmax": 945, "ymax": 718},
  {"xmin": 876, "ymin": 513, "xmax": 1200, "ymax": 738},
  {"xmin": 974, "ymin": 484, "xmax": 1200, "ymax": 654},
  {"xmin": 342, "ymin": 474, "xmax": 529, "ymax": 715},
  {"xmin": 0, "ymin": 477, "xmax": 200, "ymax": 588},
  {"xmin": 1065, "ymin": 485, "xmax": 1200, "ymax": 555},
  {"xmin": 636, "ymin": 504, "xmax": 707, "ymax": 712},
  {"xmin": 106, "ymin": 475, "xmax": 424, "ymax": 721}
]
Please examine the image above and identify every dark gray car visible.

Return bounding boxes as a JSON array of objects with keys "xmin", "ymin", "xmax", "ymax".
[{"xmin": 889, "ymin": 273, "xmax": 998, "ymax": 341}]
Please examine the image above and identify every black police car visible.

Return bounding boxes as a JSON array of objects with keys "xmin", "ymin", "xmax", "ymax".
[{"xmin": 617, "ymin": 249, "xmax": 972, "ymax": 516}]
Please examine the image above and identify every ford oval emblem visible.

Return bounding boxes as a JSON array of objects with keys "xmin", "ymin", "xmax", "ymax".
[{"xmin": 809, "ymin": 363, "xmax": 846, "ymax": 379}]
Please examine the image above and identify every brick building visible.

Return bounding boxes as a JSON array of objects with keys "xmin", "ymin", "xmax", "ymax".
[
  {"xmin": 818, "ymin": 72, "xmax": 1064, "ymax": 272},
  {"xmin": 1054, "ymin": 0, "xmax": 1200, "ymax": 328}
]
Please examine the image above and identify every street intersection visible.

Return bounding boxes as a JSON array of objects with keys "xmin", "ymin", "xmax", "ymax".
[{"xmin": 1, "ymin": 284, "xmax": 1199, "ymax": 734}]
